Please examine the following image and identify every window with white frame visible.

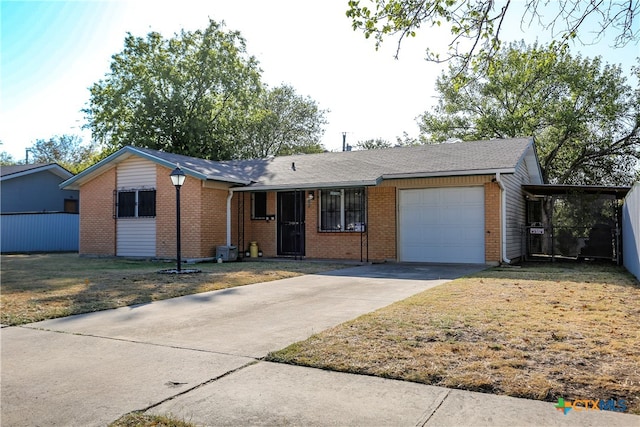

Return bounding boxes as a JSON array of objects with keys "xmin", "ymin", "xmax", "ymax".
[
  {"xmin": 117, "ymin": 189, "xmax": 156, "ymax": 218},
  {"xmin": 319, "ymin": 188, "xmax": 365, "ymax": 231}
]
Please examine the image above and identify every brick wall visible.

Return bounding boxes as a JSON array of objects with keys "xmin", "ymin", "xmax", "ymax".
[
  {"xmin": 367, "ymin": 186, "xmax": 397, "ymax": 261},
  {"xmin": 156, "ymin": 165, "xmax": 175, "ymax": 258},
  {"xmin": 233, "ymin": 188, "xmax": 397, "ymax": 262},
  {"xmin": 305, "ymin": 193, "xmax": 366, "ymax": 260},
  {"xmin": 484, "ymin": 181, "xmax": 502, "ymax": 263},
  {"xmin": 232, "ymin": 176, "xmax": 503, "ymax": 263},
  {"xmin": 79, "ymin": 167, "xmax": 116, "ymax": 255},
  {"xmin": 240, "ymin": 191, "xmax": 277, "ymax": 256},
  {"xmin": 200, "ymin": 185, "xmax": 230, "ymax": 258},
  {"xmin": 156, "ymin": 166, "xmax": 229, "ymax": 259}
]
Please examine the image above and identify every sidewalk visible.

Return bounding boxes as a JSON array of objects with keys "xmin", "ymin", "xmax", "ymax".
[{"xmin": 148, "ymin": 361, "xmax": 639, "ymax": 427}]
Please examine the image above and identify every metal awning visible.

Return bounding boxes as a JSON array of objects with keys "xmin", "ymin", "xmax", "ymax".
[{"xmin": 523, "ymin": 184, "xmax": 631, "ymax": 199}]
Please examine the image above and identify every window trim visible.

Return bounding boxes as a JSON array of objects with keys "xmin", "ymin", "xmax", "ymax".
[
  {"xmin": 116, "ymin": 188, "xmax": 156, "ymax": 219},
  {"xmin": 251, "ymin": 191, "xmax": 268, "ymax": 220},
  {"xmin": 318, "ymin": 187, "xmax": 366, "ymax": 232}
]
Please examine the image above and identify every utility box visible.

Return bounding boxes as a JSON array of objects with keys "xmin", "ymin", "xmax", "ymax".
[{"xmin": 216, "ymin": 245, "xmax": 238, "ymax": 262}]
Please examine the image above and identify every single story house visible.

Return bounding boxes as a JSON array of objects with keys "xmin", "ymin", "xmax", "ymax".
[
  {"xmin": 1, "ymin": 163, "xmax": 79, "ymax": 252},
  {"xmin": 1, "ymin": 163, "xmax": 78, "ymax": 213},
  {"xmin": 60, "ymin": 137, "xmax": 543, "ymax": 264}
]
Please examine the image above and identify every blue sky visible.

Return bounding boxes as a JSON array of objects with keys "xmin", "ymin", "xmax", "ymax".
[{"xmin": 1, "ymin": 0, "xmax": 638, "ymax": 161}]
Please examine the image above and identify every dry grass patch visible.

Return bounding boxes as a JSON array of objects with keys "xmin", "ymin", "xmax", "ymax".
[
  {"xmin": 268, "ymin": 263, "xmax": 640, "ymax": 414},
  {"xmin": 0, "ymin": 253, "xmax": 349, "ymax": 325},
  {"xmin": 109, "ymin": 412, "xmax": 194, "ymax": 427}
]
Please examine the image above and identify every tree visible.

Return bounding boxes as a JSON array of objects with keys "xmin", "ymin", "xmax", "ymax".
[
  {"xmin": 27, "ymin": 135, "xmax": 99, "ymax": 174},
  {"xmin": 239, "ymin": 85, "xmax": 328, "ymax": 158},
  {"xmin": 0, "ymin": 151, "xmax": 15, "ymax": 165},
  {"xmin": 355, "ymin": 138, "xmax": 392, "ymax": 150},
  {"xmin": 417, "ymin": 42, "xmax": 640, "ymax": 185},
  {"xmin": 84, "ymin": 19, "xmax": 262, "ymax": 160},
  {"xmin": 346, "ymin": 0, "xmax": 638, "ymax": 72}
]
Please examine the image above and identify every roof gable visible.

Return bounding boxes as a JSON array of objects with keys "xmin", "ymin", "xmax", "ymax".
[{"xmin": 1, "ymin": 163, "xmax": 73, "ymax": 182}]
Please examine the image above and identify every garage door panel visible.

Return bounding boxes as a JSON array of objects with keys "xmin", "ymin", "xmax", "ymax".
[{"xmin": 399, "ymin": 187, "xmax": 485, "ymax": 263}]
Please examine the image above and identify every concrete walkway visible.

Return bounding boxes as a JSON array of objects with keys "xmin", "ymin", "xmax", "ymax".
[{"xmin": 1, "ymin": 264, "xmax": 638, "ymax": 426}]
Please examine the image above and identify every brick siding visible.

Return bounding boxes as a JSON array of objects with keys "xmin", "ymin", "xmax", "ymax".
[
  {"xmin": 484, "ymin": 181, "xmax": 502, "ymax": 263},
  {"xmin": 79, "ymin": 168, "xmax": 116, "ymax": 255},
  {"xmin": 79, "ymin": 158, "xmax": 505, "ymax": 264}
]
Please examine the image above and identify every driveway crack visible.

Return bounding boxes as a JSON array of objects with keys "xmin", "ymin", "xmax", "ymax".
[
  {"xmin": 122, "ymin": 360, "xmax": 259, "ymax": 419},
  {"xmin": 19, "ymin": 325, "xmax": 258, "ymax": 359},
  {"xmin": 416, "ymin": 389, "xmax": 451, "ymax": 426}
]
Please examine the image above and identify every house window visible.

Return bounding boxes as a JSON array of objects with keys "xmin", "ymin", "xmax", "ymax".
[
  {"xmin": 64, "ymin": 199, "xmax": 78, "ymax": 213},
  {"xmin": 117, "ymin": 189, "xmax": 156, "ymax": 218},
  {"xmin": 252, "ymin": 192, "xmax": 267, "ymax": 219},
  {"xmin": 319, "ymin": 188, "xmax": 365, "ymax": 231}
]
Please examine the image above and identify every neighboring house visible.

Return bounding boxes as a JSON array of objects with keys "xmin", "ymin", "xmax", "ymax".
[
  {"xmin": 622, "ymin": 182, "xmax": 640, "ymax": 280},
  {"xmin": 1, "ymin": 163, "xmax": 79, "ymax": 252},
  {"xmin": 60, "ymin": 138, "xmax": 543, "ymax": 264}
]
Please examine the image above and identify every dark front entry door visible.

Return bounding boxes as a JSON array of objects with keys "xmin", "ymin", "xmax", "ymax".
[{"xmin": 277, "ymin": 191, "xmax": 305, "ymax": 256}]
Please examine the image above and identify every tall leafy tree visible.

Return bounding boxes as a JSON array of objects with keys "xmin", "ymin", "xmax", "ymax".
[
  {"xmin": 27, "ymin": 134, "xmax": 98, "ymax": 174},
  {"xmin": 347, "ymin": 0, "xmax": 638, "ymax": 73},
  {"xmin": 417, "ymin": 42, "xmax": 640, "ymax": 185},
  {"xmin": 84, "ymin": 19, "xmax": 262, "ymax": 160},
  {"xmin": 239, "ymin": 84, "xmax": 327, "ymax": 158}
]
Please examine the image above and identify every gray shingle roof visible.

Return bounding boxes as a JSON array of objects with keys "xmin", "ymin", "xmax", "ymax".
[
  {"xmin": 135, "ymin": 138, "xmax": 536, "ymax": 189},
  {"xmin": 223, "ymin": 137, "xmax": 536, "ymax": 190},
  {"xmin": 61, "ymin": 137, "xmax": 539, "ymax": 190},
  {"xmin": 1, "ymin": 163, "xmax": 73, "ymax": 180},
  {"xmin": 1, "ymin": 163, "xmax": 52, "ymax": 177}
]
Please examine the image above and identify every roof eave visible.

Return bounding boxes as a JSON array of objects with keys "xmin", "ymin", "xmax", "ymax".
[
  {"xmin": 381, "ymin": 168, "xmax": 516, "ymax": 180},
  {"xmin": 60, "ymin": 146, "xmax": 248, "ymax": 190},
  {"xmin": 233, "ymin": 179, "xmax": 381, "ymax": 192},
  {"xmin": 3, "ymin": 164, "xmax": 73, "ymax": 182}
]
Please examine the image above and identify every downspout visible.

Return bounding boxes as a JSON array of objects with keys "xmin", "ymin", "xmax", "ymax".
[
  {"xmin": 495, "ymin": 173, "xmax": 511, "ymax": 264},
  {"xmin": 227, "ymin": 189, "xmax": 233, "ymax": 247}
]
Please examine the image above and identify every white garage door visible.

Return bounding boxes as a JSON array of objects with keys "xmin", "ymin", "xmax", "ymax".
[{"xmin": 399, "ymin": 187, "xmax": 485, "ymax": 263}]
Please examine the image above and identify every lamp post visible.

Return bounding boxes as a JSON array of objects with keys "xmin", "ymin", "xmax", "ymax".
[{"xmin": 170, "ymin": 165, "xmax": 186, "ymax": 272}]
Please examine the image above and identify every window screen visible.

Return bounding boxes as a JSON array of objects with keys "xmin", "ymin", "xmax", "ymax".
[
  {"xmin": 252, "ymin": 192, "xmax": 267, "ymax": 219},
  {"xmin": 117, "ymin": 190, "xmax": 156, "ymax": 218},
  {"xmin": 138, "ymin": 190, "xmax": 156, "ymax": 217},
  {"xmin": 117, "ymin": 191, "xmax": 136, "ymax": 218},
  {"xmin": 320, "ymin": 188, "xmax": 365, "ymax": 231}
]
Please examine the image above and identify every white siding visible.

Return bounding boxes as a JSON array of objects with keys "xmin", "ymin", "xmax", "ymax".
[
  {"xmin": 502, "ymin": 172, "xmax": 526, "ymax": 261},
  {"xmin": 117, "ymin": 218, "xmax": 156, "ymax": 257},
  {"xmin": 399, "ymin": 187, "xmax": 485, "ymax": 263},
  {"xmin": 116, "ymin": 157, "xmax": 157, "ymax": 257},
  {"xmin": 502, "ymin": 153, "xmax": 535, "ymax": 261},
  {"xmin": 117, "ymin": 157, "xmax": 156, "ymax": 189}
]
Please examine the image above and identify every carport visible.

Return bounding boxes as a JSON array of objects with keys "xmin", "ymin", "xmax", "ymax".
[{"xmin": 522, "ymin": 184, "xmax": 630, "ymax": 263}]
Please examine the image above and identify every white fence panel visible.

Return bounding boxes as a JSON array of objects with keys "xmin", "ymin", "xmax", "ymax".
[{"xmin": 623, "ymin": 182, "xmax": 640, "ymax": 280}]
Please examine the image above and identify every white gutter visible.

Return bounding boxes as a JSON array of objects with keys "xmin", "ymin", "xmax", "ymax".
[
  {"xmin": 226, "ymin": 189, "xmax": 233, "ymax": 247},
  {"xmin": 495, "ymin": 172, "xmax": 511, "ymax": 264}
]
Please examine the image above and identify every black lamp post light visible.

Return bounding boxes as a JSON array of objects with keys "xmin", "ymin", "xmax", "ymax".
[{"xmin": 160, "ymin": 164, "xmax": 200, "ymax": 274}]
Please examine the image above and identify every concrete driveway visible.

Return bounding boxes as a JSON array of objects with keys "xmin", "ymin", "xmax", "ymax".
[
  {"xmin": 2, "ymin": 263, "xmax": 638, "ymax": 426},
  {"xmin": 1, "ymin": 263, "xmax": 479, "ymax": 426}
]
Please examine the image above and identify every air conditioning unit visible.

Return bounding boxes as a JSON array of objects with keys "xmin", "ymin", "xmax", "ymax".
[{"xmin": 216, "ymin": 245, "xmax": 238, "ymax": 261}]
